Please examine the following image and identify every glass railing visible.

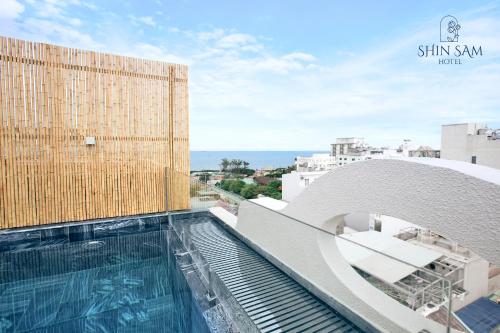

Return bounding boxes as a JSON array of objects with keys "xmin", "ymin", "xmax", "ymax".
[
  {"xmin": 169, "ymin": 214, "xmax": 260, "ymax": 333},
  {"xmin": 189, "ymin": 177, "xmax": 243, "ymax": 214},
  {"xmin": 244, "ymin": 199, "xmax": 461, "ymax": 333}
]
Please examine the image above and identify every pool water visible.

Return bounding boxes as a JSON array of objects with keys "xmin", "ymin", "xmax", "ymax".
[{"xmin": 0, "ymin": 216, "xmax": 211, "ymax": 333}]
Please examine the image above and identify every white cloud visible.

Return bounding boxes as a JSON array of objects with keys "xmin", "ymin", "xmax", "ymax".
[
  {"xmin": 0, "ymin": 0, "xmax": 25, "ymax": 19},
  {"xmin": 282, "ymin": 52, "xmax": 316, "ymax": 62},
  {"xmin": 3, "ymin": 2, "xmax": 499, "ymax": 150},
  {"xmin": 185, "ymin": 15, "xmax": 500, "ymax": 149},
  {"xmin": 197, "ymin": 28, "xmax": 225, "ymax": 41},
  {"xmin": 130, "ymin": 42, "xmax": 188, "ymax": 64},
  {"xmin": 137, "ymin": 16, "xmax": 156, "ymax": 27},
  {"xmin": 67, "ymin": 17, "xmax": 82, "ymax": 26},
  {"xmin": 216, "ymin": 33, "xmax": 257, "ymax": 48},
  {"xmin": 129, "ymin": 15, "xmax": 156, "ymax": 27},
  {"xmin": 23, "ymin": 17, "xmax": 102, "ymax": 50}
]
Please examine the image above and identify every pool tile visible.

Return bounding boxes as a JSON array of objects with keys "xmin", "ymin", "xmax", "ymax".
[
  {"xmin": 61, "ymin": 269, "xmax": 99, "ymax": 304},
  {"xmin": 0, "ymin": 231, "xmax": 41, "ymax": 252},
  {"xmin": 0, "ymin": 294, "xmax": 30, "ymax": 333},
  {"xmin": 39, "ymin": 227, "xmax": 69, "ymax": 248},
  {"xmin": 84, "ymin": 309, "xmax": 119, "ymax": 333},
  {"xmin": 68, "ymin": 225, "xmax": 94, "ymax": 242},
  {"xmin": 15, "ymin": 284, "xmax": 65, "ymax": 331},
  {"xmin": 0, "ymin": 213, "xmax": 221, "ymax": 333}
]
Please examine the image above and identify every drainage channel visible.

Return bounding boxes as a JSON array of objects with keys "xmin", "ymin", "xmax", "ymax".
[{"xmin": 176, "ymin": 214, "xmax": 364, "ymax": 333}]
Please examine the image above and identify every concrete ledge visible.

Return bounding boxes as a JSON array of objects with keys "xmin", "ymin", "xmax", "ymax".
[{"xmin": 208, "ymin": 207, "xmax": 238, "ymax": 229}]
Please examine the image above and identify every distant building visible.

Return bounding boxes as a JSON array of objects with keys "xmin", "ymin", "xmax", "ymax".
[
  {"xmin": 409, "ymin": 146, "xmax": 441, "ymax": 158},
  {"xmin": 288, "ymin": 139, "xmax": 421, "ymax": 199},
  {"xmin": 331, "ymin": 137, "xmax": 366, "ymax": 156},
  {"xmin": 295, "ymin": 154, "xmax": 336, "ymax": 172},
  {"xmin": 441, "ymin": 123, "xmax": 500, "ymax": 169},
  {"xmin": 336, "ymin": 147, "xmax": 409, "ymax": 166},
  {"xmin": 254, "ymin": 167, "xmax": 275, "ymax": 177}
]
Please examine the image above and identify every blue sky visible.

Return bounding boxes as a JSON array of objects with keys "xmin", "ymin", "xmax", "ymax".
[{"xmin": 1, "ymin": 0, "xmax": 500, "ymax": 150}]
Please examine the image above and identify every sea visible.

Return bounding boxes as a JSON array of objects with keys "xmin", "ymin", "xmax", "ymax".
[{"xmin": 190, "ymin": 151, "xmax": 328, "ymax": 171}]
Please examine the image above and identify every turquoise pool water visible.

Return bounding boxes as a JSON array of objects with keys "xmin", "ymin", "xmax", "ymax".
[{"xmin": 0, "ymin": 216, "xmax": 211, "ymax": 333}]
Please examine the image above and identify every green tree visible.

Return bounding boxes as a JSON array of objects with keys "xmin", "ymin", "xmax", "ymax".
[
  {"xmin": 229, "ymin": 180, "xmax": 245, "ymax": 194},
  {"xmin": 199, "ymin": 172, "xmax": 210, "ymax": 183},
  {"xmin": 220, "ymin": 158, "xmax": 230, "ymax": 172},
  {"xmin": 220, "ymin": 179, "xmax": 231, "ymax": 191},
  {"xmin": 240, "ymin": 184, "xmax": 258, "ymax": 199},
  {"xmin": 262, "ymin": 180, "xmax": 282, "ymax": 199},
  {"xmin": 268, "ymin": 180, "xmax": 282, "ymax": 189}
]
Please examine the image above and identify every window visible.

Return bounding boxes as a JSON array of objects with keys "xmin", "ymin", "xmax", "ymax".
[{"xmin": 471, "ymin": 156, "xmax": 477, "ymax": 164}]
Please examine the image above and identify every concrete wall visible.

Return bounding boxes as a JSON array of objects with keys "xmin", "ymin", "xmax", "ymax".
[
  {"xmin": 236, "ymin": 158, "xmax": 500, "ymax": 333},
  {"xmin": 441, "ymin": 123, "xmax": 500, "ymax": 169},
  {"xmin": 344, "ymin": 213, "xmax": 370, "ymax": 232},
  {"xmin": 369, "ymin": 215, "xmax": 419, "ymax": 235},
  {"xmin": 488, "ymin": 271, "xmax": 500, "ymax": 294},
  {"xmin": 453, "ymin": 258, "xmax": 490, "ymax": 310},
  {"xmin": 282, "ymin": 171, "xmax": 326, "ymax": 202}
]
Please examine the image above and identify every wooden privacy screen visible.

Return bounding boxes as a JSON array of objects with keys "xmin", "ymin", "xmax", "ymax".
[{"xmin": 0, "ymin": 36, "xmax": 190, "ymax": 229}]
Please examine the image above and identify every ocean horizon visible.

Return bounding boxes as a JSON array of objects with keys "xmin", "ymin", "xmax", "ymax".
[{"xmin": 190, "ymin": 151, "xmax": 328, "ymax": 171}]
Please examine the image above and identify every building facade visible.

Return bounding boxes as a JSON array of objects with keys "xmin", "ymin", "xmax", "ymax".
[
  {"xmin": 331, "ymin": 137, "xmax": 366, "ymax": 156},
  {"xmin": 295, "ymin": 154, "xmax": 336, "ymax": 172},
  {"xmin": 409, "ymin": 146, "xmax": 441, "ymax": 158},
  {"xmin": 441, "ymin": 123, "xmax": 500, "ymax": 169}
]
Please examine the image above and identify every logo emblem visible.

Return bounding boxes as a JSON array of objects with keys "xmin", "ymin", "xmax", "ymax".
[{"xmin": 440, "ymin": 15, "xmax": 461, "ymax": 42}]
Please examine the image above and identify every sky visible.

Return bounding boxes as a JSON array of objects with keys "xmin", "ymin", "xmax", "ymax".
[{"xmin": 1, "ymin": 0, "xmax": 500, "ymax": 150}]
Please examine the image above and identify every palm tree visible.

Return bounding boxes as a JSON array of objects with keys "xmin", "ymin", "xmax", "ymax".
[
  {"xmin": 220, "ymin": 158, "xmax": 229, "ymax": 172},
  {"xmin": 235, "ymin": 159, "xmax": 243, "ymax": 171},
  {"xmin": 228, "ymin": 159, "xmax": 236, "ymax": 172},
  {"xmin": 243, "ymin": 161, "xmax": 250, "ymax": 170}
]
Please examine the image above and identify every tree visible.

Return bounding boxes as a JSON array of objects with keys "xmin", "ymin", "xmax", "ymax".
[
  {"xmin": 220, "ymin": 179, "xmax": 231, "ymax": 191},
  {"xmin": 235, "ymin": 159, "xmax": 243, "ymax": 171},
  {"xmin": 199, "ymin": 173, "xmax": 210, "ymax": 183},
  {"xmin": 262, "ymin": 180, "xmax": 282, "ymax": 200},
  {"xmin": 229, "ymin": 180, "xmax": 245, "ymax": 194},
  {"xmin": 243, "ymin": 161, "xmax": 250, "ymax": 169},
  {"xmin": 240, "ymin": 184, "xmax": 258, "ymax": 199},
  {"xmin": 268, "ymin": 180, "xmax": 282, "ymax": 190},
  {"xmin": 220, "ymin": 158, "xmax": 230, "ymax": 172}
]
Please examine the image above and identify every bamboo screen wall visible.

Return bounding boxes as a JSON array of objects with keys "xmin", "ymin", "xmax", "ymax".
[{"xmin": 0, "ymin": 36, "xmax": 190, "ymax": 229}]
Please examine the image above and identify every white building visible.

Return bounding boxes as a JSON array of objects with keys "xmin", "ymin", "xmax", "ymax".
[
  {"xmin": 409, "ymin": 146, "xmax": 440, "ymax": 158},
  {"xmin": 282, "ymin": 171, "xmax": 326, "ymax": 202},
  {"xmin": 287, "ymin": 139, "xmax": 419, "ymax": 200},
  {"xmin": 336, "ymin": 148, "xmax": 408, "ymax": 166},
  {"xmin": 341, "ymin": 213, "xmax": 491, "ymax": 311},
  {"xmin": 441, "ymin": 123, "xmax": 500, "ymax": 169},
  {"xmin": 331, "ymin": 137, "xmax": 366, "ymax": 156},
  {"xmin": 295, "ymin": 153, "xmax": 336, "ymax": 172}
]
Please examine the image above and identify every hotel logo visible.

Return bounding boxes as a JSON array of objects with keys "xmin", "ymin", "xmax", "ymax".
[
  {"xmin": 440, "ymin": 15, "xmax": 460, "ymax": 42},
  {"xmin": 418, "ymin": 15, "xmax": 483, "ymax": 65}
]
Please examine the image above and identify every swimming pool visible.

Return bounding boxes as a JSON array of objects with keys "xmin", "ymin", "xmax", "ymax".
[
  {"xmin": 0, "ymin": 215, "xmax": 220, "ymax": 333},
  {"xmin": 0, "ymin": 212, "xmax": 371, "ymax": 332}
]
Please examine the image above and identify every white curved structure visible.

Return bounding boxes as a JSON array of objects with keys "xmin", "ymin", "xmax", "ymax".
[{"xmin": 235, "ymin": 158, "xmax": 500, "ymax": 332}]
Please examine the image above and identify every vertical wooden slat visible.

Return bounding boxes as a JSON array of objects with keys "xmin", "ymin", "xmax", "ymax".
[{"xmin": 0, "ymin": 36, "xmax": 189, "ymax": 228}]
